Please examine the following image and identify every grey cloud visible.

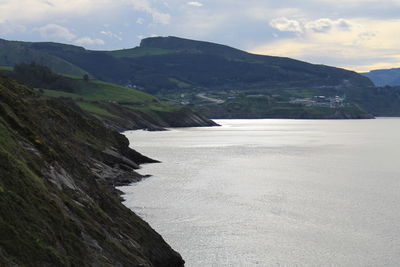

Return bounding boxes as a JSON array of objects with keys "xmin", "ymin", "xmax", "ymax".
[
  {"xmin": 271, "ymin": 18, "xmax": 355, "ymax": 34},
  {"xmin": 358, "ymin": 31, "xmax": 376, "ymax": 41},
  {"xmin": 270, "ymin": 17, "xmax": 303, "ymax": 33},
  {"xmin": 336, "ymin": 19, "xmax": 353, "ymax": 31},
  {"xmin": 75, "ymin": 37, "xmax": 105, "ymax": 45},
  {"xmin": 305, "ymin": 19, "xmax": 333, "ymax": 33}
]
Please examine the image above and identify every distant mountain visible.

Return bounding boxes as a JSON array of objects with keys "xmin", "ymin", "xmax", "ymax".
[
  {"xmin": 0, "ymin": 36, "xmax": 373, "ymax": 90},
  {"xmin": 361, "ymin": 68, "xmax": 400, "ymax": 86}
]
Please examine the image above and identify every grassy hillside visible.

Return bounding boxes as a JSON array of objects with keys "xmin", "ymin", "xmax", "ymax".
[
  {"xmin": 2, "ymin": 63, "xmax": 216, "ymax": 130},
  {"xmin": 43, "ymin": 78, "xmax": 158, "ymax": 103},
  {"xmin": 107, "ymin": 47, "xmax": 174, "ymax": 58},
  {"xmin": 0, "ymin": 39, "xmax": 87, "ymax": 76},
  {"xmin": 0, "ymin": 75, "xmax": 184, "ymax": 266}
]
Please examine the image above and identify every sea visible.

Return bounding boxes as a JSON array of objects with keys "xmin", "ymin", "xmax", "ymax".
[{"xmin": 119, "ymin": 118, "xmax": 400, "ymax": 266}]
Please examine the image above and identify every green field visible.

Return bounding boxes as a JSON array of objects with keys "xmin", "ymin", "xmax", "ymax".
[
  {"xmin": 0, "ymin": 66, "xmax": 13, "ymax": 71},
  {"xmin": 76, "ymin": 102, "xmax": 117, "ymax": 118},
  {"xmin": 107, "ymin": 47, "xmax": 174, "ymax": 58},
  {"xmin": 38, "ymin": 75, "xmax": 188, "ymax": 122},
  {"xmin": 41, "ymin": 78, "xmax": 158, "ymax": 104}
]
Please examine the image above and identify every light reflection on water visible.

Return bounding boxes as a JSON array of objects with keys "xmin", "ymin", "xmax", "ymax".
[{"xmin": 119, "ymin": 118, "xmax": 400, "ymax": 266}]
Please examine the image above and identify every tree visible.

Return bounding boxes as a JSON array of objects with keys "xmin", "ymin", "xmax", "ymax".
[{"xmin": 83, "ymin": 74, "xmax": 89, "ymax": 82}]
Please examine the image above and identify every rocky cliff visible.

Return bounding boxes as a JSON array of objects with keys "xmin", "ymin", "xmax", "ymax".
[{"xmin": 0, "ymin": 75, "xmax": 184, "ymax": 266}]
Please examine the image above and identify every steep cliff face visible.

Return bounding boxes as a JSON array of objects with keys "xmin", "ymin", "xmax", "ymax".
[{"xmin": 0, "ymin": 75, "xmax": 184, "ymax": 266}]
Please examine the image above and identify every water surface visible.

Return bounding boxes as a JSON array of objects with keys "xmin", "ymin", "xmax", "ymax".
[{"xmin": 120, "ymin": 119, "xmax": 400, "ymax": 266}]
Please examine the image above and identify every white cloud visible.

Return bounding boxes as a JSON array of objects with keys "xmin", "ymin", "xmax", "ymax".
[
  {"xmin": 270, "ymin": 17, "xmax": 303, "ymax": 33},
  {"xmin": 187, "ymin": 2, "xmax": 203, "ymax": 7},
  {"xmin": 358, "ymin": 31, "xmax": 376, "ymax": 41},
  {"xmin": 36, "ymin": 24, "xmax": 76, "ymax": 41},
  {"xmin": 136, "ymin": 17, "xmax": 145, "ymax": 24},
  {"xmin": 100, "ymin": 30, "xmax": 122, "ymax": 40},
  {"xmin": 305, "ymin": 19, "xmax": 333, "ymax": 33},
  {"xmin": 75, "ymin": 37, "xmax": 105, "ymax": 45},
  {"xmin": 125, "ymin": 0, "xmax": 171, "ymax": 24},
  {"xmin": 151, "ymin": 12, "xmax": 171, "ymax": 25},
  {"xmin": 305, "ymin": 18, "xmax": 354, "ymax": 33},
  {"xmin": 336, "ymin": 19, "xmax": 353, "ymax": 31},
  {"xmin": 270, "ymin": 17, "xmax": 355, "ymax": 35}
]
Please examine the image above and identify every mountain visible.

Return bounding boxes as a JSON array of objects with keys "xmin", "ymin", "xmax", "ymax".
[
  {"xmin": 0, "ymin": 36, "xmax": 372, "ymax": 91},
  {"xmin": 0, "ymin": 74, "xmax": 184, "ymax": 266},
  {"xmin": 0, "ymin": 36, "xmax": 390, "ymax": 118},
  {"xmin": 361, "ymin": 68, "xmax": 400, "ymax": 86}
]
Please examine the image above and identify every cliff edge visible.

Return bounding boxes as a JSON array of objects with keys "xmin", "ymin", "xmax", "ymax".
[{"xmin": 0, "ymin": 75, "xmax": 184, "ymax": 266}]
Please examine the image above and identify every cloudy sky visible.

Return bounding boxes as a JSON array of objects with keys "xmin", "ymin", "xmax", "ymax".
[{"xmin": 1, "ymin": 0, "xmax": 400, "ymax": 72}]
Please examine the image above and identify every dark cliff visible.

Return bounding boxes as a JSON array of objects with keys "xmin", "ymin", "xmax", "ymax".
[{"xmin": 0, "ymin": 75, "xmax": 184, "ymax": 266}]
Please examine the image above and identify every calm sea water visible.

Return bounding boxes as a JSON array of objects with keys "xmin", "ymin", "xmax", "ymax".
[{"xmin": 120, "ymin": 118, "xmax": 400, "ymax": 266}]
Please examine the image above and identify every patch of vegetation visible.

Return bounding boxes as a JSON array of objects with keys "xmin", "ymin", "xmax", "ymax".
[
  {"xmin": 0, "ymin": 121, "xmax": 16, "ymax": 151},
  {"xmin": 9, "ymin": 63, "xmax": 75, "ymax": 92},
  {"xmin": 76, "ymin": 101, "xmax": 117, "ymax": 118},
  {"xmin": 0, "ymin": 66, "xmax": 12, "ymax": 72},
  {"xmin": 107, "ymin": 47, "xmax": 174, "ymax": 58},
  {"xmin": 72, "ymin": 79, "xmax": 158, "ymax": 103}
]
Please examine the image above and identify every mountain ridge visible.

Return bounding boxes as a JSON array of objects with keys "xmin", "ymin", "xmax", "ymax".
[
  {"xmin": 7, "ymin": 36, "xmax": 400, "ymax": 118},
  {"xmin": 0, "ymin": 36, "xmax": 373, "ymax": 89},
  {"xmin": 361, "ymin": 68, "xmax": 400, "ymax": 86}
]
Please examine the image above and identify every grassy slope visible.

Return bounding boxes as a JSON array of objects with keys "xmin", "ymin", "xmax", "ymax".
[
  {"xmin": 0, "ymin": 41, "xmax": 88, "ymax": 76},
  {"xmin": 39, "ymin": 77, "xmax": 174, "ymax": 117},
  {"xmin": 41, "ymin": 78, "xmax": 157, "ymax": 103},
  {"xmin": 0, "ymin": 75, "xmax": 184, "ymax": 266},
  {"xmin": 0, "ymin": 66, "xmax": 12, "ymax": 71},
  {"xmin": 34, "ymin": 74, "xmax": 215, "ymax": 130}
]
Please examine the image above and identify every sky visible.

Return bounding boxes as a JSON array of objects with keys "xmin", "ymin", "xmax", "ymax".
[{"xmin": 1, "ymin": 0, "xmax": 400, "ymax": 72}]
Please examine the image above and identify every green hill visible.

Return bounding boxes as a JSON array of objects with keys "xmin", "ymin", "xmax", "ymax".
[
  {"xmin": 0, "ymin": 39, "xmax": 87, "ymax": 76},
  {"xmin": 2, "ymin": 63, "xmax": 217, "ymax": 130}
]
